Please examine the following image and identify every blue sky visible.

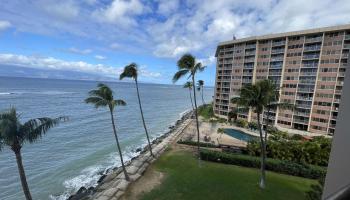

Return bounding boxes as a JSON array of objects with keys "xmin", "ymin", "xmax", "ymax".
[{"xmin": 0, "ymin": 0, "xmax": 350, "ymax": 86}]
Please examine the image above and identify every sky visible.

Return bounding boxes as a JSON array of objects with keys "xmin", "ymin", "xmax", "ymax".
[{"xmin": 0, "ymin": 0, "xmax": 350, "ymax": 86}]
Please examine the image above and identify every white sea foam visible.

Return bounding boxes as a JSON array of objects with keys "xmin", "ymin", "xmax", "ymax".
[{"xmin": 0, "ymin": 92, "xmax": 12, "ymax": 95}]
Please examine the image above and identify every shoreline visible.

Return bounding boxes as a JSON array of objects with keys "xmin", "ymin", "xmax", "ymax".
[{"xmin": 67, "ymin": 110, "xmax": 194, "ymax": 200}]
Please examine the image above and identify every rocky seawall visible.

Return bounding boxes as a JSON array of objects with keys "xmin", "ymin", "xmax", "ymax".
[{"xmin": 67, "ymin": 111, "xmax": 193, "ymax": 200}]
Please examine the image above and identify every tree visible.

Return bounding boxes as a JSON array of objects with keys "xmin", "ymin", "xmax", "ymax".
[
  {"xmin": 183, "ymin": 81, "xmax": 195, "ymax": 110},
  {"xmin": 85, "ymin": 83, "xmax": 130, "ymax": 181},
  {"xmin": 228, "ymin": 108, "xmax": 238, "ymax": 123},
  {"xmin": 231, "ymin": 80, "xmax": 273, "ymax": 189},
  {"xmin": 173, "ymin": 54, "xmax": 205, "ymax": 157},
  {"xmin": 0, "ymin": 107, "xmax": 67, "ymax": 200},
  {"xmin": 120, "ymin": 63, "xmax": 154, "ymax": 158},
  {"xmin": 197, "ymin": 80, "xmax": 205, "ymax": 105}
]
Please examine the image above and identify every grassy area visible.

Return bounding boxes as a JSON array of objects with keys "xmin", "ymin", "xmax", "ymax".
[{"xmin": 140, "ymin": 151, "xmax": 316, "ymax": 200}]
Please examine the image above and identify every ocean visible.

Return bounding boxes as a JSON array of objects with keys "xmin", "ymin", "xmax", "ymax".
[{"xmin": 0, "ymin": 77, "xmax": 213, "ymax": 200}]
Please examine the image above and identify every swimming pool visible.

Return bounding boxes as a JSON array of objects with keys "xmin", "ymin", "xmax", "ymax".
[{"xmin": 223, "ymin": 128, "xmax": 257, "ymax": 142}]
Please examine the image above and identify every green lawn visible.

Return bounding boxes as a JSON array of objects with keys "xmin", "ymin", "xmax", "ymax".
[{"xmin": 140, "ymin": 150, "xmax": 316, "ymax": 200}]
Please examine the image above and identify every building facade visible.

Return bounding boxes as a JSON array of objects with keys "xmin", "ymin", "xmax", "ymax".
[{"xmin": 214, "ymin": 24, "xmax": 350, "ymax": 135}]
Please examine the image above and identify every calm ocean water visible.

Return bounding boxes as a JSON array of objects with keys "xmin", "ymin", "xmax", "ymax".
[{"xmin": 0, "ymin": 77, "xmax": 213, "ymax": 200}]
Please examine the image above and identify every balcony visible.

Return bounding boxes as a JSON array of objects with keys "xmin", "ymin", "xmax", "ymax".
[
  {"xmin": 304, "ymin": 45, "xmax": 321, "ymax": 52},
  {"xmin": 297, "ymin": 88, "xmax": 314, "ymax": 93},
  {"xmin": 272, "ymin": 41, "xmax": 286, "ymax": 47},
  {"xmin": 337, "ymin": 81, "xmax": 344, "ymax": 86},
  {"xmin": 269, "ymin": 72, "xmax": 282, "ymax": 76},
  {"xmin": 305, "ymin": 37, "xmax": 322, "ymax": 43},
  {"xmin": 339, "ymin": 72, "xmax": 346, "ymax": 77},
  {"xmin": 342, "ymin": 53, "xmax": 349, "ymax": 59},
  {"xmin": 294, "ymin": 112, "xmax": 310, "ymax": 117},
  {"xmin": 293, "ymin": 119, "xmax": 310, "ymax": 124},
  {"xmin": 345, "ymin": 35, "xmax": 350, "ymax": 40},
  {"xmin": 303, "ymin": 54, "xmax": 320, "ymax": 60},
  {"xmin": 299, "ymin": 80, "xmax": 316, "ymax": 85},
  {"xmin": 300, "ymin": 72, "xmax": 317, "ymax": 76},
  {"xmin": 245, "ymin": 51, "xmax": 256, "ymax": 56},
  {"xmin": 334, "ymin": 98, "xmax": 341, "ymax": 103},
  {"xmin": 270, "ymin": 57, "xmax": 284, "ymax": 62},
  {"xmin": 244, "ymin": 58, "xmax": 255, "ymax": 63},
  {"xmin": 246, "ymin": 44, "xmax": 256, "ymax": 49},
  {"xmin": 270, "ymin": 64, "xmax": 283, "ymax": 69},
  {"xmin": 223, "ymin": 54, "xmax": 233, "ymax": 58},
  {"xmin": 243, "ymin": 72, "xmax": 253, "ymax": 76},
  {"xmin": 344, "ymin": 44, "xmax": 350, "ymax": 49},
  {"xmin": 296, "ymin": 96, "xmax": 313, "ymax": 101},
  {"xmin": 271, "ymin": 49, "xmax": 285, "ymax": 54}
]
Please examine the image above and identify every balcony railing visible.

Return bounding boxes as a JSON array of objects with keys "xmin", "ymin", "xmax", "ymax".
[
  {"xmin": 296, "ymin": 96, "xmax": 313, "ymax": 101},
  {"xmin": 270, "ymin": 64, "xmax": 283, "ymax": 69},
  {"xmin": 345, "ymin": 35, "xmax": 350, "ymax": 40},
  {"xmin": 304, "ymin": 46, "xmax": 321, "ymax": 51},
  {"xmin": 269, "ymin": 72, "xmax": 282, "ymax": 76},
  {"xmin": 297, "ymin": 88, "xmax": 314, "ymax": 93},
  {"xmin": 299, "ymin": 80, "xmax": 316, "ymax": 85},
  {"xmin": 243, "ymin": 72, "xmax": 253, "ymax": 76},
  {"xmin": 339, "ymin": 72, "xmax": 346, "ymax": 77},
  {"xmin": 300, "ymin": 72, "xmax": 317, "ymax": 76},
  {"xmin": 303, "ymin": 54, "xmax": 320, "ymax": 60},
  {"xmin": 344, "ymin": 44, "xmax": 350, "ymax": 49},
  {"xmin": 271, "ymin": 57, "xmax": 284, "ymax": 62},
  {"xmin": 293, "ymin": 119, "xmax": 310, "ymax": 124},
  {"xmin": 245, "ymin": 51, "xmax": 256, "ymax": 56},
  {"xmin": 294, "ymin": 112, "xmax": 310, "ymax": 117},
  {"xmin": 342, "ymin": 53, "xmax": 349, "ymax": 58},
  {"xmin": 271, "ymin": 49, "xmax": 285, "ymax": 54},
  {"xmin": 305, "ymin": 37, "xmax": 322, "ymax": 43},
  {"xmin": 302, "ymin": 63, "xmax": 318, "ymax": 68},
  {"xmin": 272, "ymin": 41, "xmax": 286, "ymax": 46},
  {"xmin": 223, "ymin": 54, "xmax": 233, "ymax": 58},
  {"xmin": 244, "ymin": 58, "xmax": 255, "ymax": 63}
]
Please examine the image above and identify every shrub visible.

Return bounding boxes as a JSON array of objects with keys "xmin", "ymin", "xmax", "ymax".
[
  {"xmin": 200, "ymin": 149, "xmax": 326, "ymax": 179},
  {"xmin": 177, "ymin": 140, "xmax": 218, "ymax": 148},
  {"xmin": 235, "ymin": 119, "xmax": 248, "ymax": 128},
  {"xmin": 198, "ymin": 104, "xmax": 214, "ymax": 119},
  {"xmin": 248, "ymin": 121, "xmax": 258, "ymax": 130},
  {"xmin": 246, "ymin": 135, "xmax": 332, "ymax": 167},
  {"xmin": 290, "ymin": 134, "xmax": 304, "ymax": 140}
]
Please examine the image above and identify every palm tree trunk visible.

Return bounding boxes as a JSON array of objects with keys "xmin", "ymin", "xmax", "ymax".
[
  {"xmin": 135, "ymin": 80, "xmax": 154, "ymax": 158},
  {"xmin": 201, "ymin": 86, "xmax": 205, "ymax": 105},
  {"xmin": 14, "ymin": 149, "xmax": 32, "ymax": 200},
  {"xmin": 109, "ymin": 109, "xmax": 129, "ymax": 181},
  {"xmin": 189, "ymin": 89, "xmax": 194, "ymax": 110},
  {"xmin": 192, "ymin": 76, "xmax": 201, "ymax": 158},
  {"xmin": 257, "ymin": 112, "xmax": 266, "ymax": 189}
]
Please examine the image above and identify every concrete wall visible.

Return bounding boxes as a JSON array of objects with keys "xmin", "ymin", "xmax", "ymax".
[{"xmin": 323, "ymin": 58, "xmax": 350, "ymax": 199}]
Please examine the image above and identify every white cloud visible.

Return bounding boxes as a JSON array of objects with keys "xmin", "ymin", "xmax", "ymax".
[
  {"xmin": 0, "ymin": 20, "xmax": 11, "ymax": 31},
  {"xmin": 0, "ymin": 53, "xmax": 161, "ymax": 79},
  {"xmin": 110, "ymin": 42, "xmax": 120, "ymax": 49},
  {"xmin": 92, "ymin": 0, "xmax": 144, "ymax": 27},
  {"xmin": 68, "ymin": 47, "xmax": 92, "ymax": 55},
  {"xmin": 157, "ymin": 0, "xmax": 179, "ymax": 16},
  {"xmin": 94, "ymin": 55, "xmax": 106, "ymax": 60},
  {"xmin": 40, "ymin": 1, "xmax": 79, "ymax": 21}
]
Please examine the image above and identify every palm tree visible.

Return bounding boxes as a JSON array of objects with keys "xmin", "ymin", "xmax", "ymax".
[
  {"xmin": 260, "ymin": 80, "xmax": 294, "ymax": 142},
  {"xmin": 183, "ymin": 81, "xmax": 194, "ymax": 110},
  {"xmin": 231, "ymin": 80, "xmax": 272, "ymax": 189},
  {"xmin": 197, "ymin": 80, "xmax": 205, "ymax": 105},
  {"xmin": 173, "ymin": 54, "xmax": 205, "ymax": 156},
  {"xmin": 120, "ymin": 63, "xmax": 154, "ymax": 158},
  {"xmin": 0, "ymin": 107, "xmax": 67, "ymax": 200},
  {"xmin": 85, "ymin": 83, "xmax": 129, "ymax": 181}
]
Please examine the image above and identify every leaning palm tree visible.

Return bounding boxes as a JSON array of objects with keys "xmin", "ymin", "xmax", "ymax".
[
  {"xmin": 0, "ymin": 107, "xmax": 67, "ymax": 200},
  {"xmin": 85, "ymin": 83, "xmax": 129, "ymax": 181},
  {"xmin": 231, "ymin": 80, "xmax": 271, "ymax": 189},
  {"xmin": 183, "ymin": 81, "xmax": 194, "ymax": 110},
  {"xmin": 120, "ymin": 63, "xmax": 154, "ymax": 157},
  {"xmin": 197, "ymin": 80, "xmax": 205, "ymax": 105},
  {"xmin": 173, "ymin": 54, "xmax": 205, "ymax": 156}
]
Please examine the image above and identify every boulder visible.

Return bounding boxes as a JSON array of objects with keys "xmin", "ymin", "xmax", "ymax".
[
  {"xmin": 97, "ymin": 175, "xmax": 107, "ymax": 184},
  {"xmin": 116, "ymin": 179, "xmax": 130, "ymax": 191},
  {"xmin": 126, "ymin": 166, "xmax": 139, "ymax": 175},
  {"xmin": 95, "ymin": 195, "xmax": 110, "ymax": 200},
  {"xmin": 102, "ymin": 187, "xmax": 119, "ymax": 197}
]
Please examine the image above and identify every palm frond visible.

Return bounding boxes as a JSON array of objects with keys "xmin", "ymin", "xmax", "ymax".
[
  {"xmin": 85, "ymin": 97, "xmax": 109, "ymax": 108},
  {"xmin": 183, "ymin": 81, "xmax": 192, "ymax": 89},
  {"xmin": 120, "ymin": 63, "xmax": 138, "ymax": 80},
  {"xmin": 177, "ymin": 54, "xmax": 195, "ymax": 70},
  {"xmin": 21, "ymin": 116, "xmax": 68, "ymax": 144},
  {"xmin": 113, "ymin": 99, "xmax": 127, "ymax": 106},
  {"xmin": 172, "ymin": 69, "xmax": 189, "ymax": 83},
  {"xmin": 0, "ymin": 108, "xmax": 19, "ymax": 147},
  {"xmin": 194, "ymin": 63, "xmax": 206, "ymax": 73}
]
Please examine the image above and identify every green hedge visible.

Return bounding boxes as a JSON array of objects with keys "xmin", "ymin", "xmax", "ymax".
[
  {"xmin": 200, "ymin": 149, "xmax": 326, "ymax": 179},
  {"xmin": 177, "ymin": 140, "xmax": 218, "ymax": 148}
]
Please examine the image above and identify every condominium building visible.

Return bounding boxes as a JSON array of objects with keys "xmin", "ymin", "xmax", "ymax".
[{"xmin": 214, "ymin": 24, "xmax": 350, "ymax": 135}]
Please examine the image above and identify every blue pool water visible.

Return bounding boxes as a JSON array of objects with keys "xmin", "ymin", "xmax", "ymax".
[{"xmin": 223, "ymin": 129, "xmax": 257, "ymax": 142}]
